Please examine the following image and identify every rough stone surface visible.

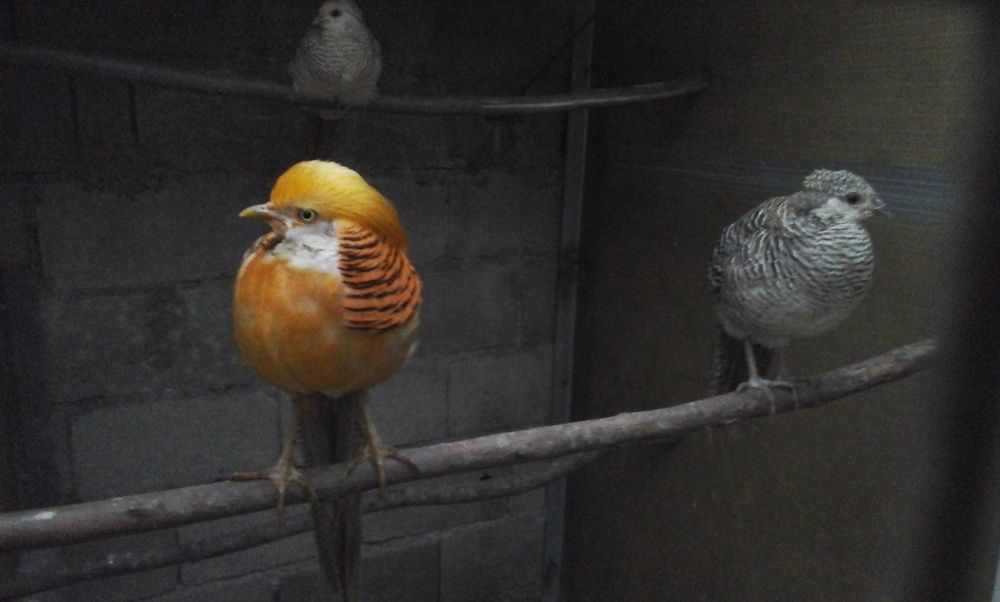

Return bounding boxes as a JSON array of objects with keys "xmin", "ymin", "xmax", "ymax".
[
  {"xmin": 145, "ymin": 575, "xmax": 276, "ymax": 602},
  {"xmin": 368, "ymin": 170, "xmax": 451, "ymax": 265},
  {"xmin": 419, "ymin": 266, "xmax": 521, "ymax": 354},
  {"xmin": 448, "ymin": 347, "xmax": 554, "ymax": 437},
  {"xmin": 363, "ymin": 497, "xmax": 506, "ymax": 544},
  {"xmin": 41, "ymin": 281, "xmax": 255, "ymax": 402},
  {"xmin": 135, "ymin": 87, "xmax": 312, "ymax": 171},
  {"xmin": 447, "ymin": 170, "xmax": 563, "ymax": 259},
  {"xmin": 37, "ymin": 173, "xmax": 270, "ymax": 292},
  {"xmin": 178, "ymin": 508, "xmax": 315, "ymax": 585},
  {"xmin": 64, "ymin": 531, "xmax": 180, "ymax": 601},
  {"xmin": 441, "ymin": 516, "xmax": 546, "ymax": 602},
  {"xmin": 515, "ymin": 260, "xmax": 559, "ymax": 347},
  {"xmin": 0, "ymin": 66, "xmax": 73, "ymax": 172},
  {"xmin": 71, "ymin": 388, "xmax": 280, "ymax": 499},
  {"xmin": 276, "ymin": 535, "xmax": 442, "ymax": 602},
  {"xmin": 361, "ymin": 536, "xmax": 442, "ymax": 602},
  {"xmin": 0, "ymin": 180, "xmax": 32, "ymax": 266},
  {"xmin": 367, "ymin": 358, "xmax": 449, "ymax": 446}
]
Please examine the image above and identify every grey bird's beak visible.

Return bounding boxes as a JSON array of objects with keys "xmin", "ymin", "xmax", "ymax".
[{"xmin": 873, "ymin": 197, "xmax": 891, "ymax": 217}]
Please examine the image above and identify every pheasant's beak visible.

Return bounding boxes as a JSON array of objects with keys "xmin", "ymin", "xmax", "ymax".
[{"xmin": 239, "ymin": 203, "xmax": 288, "ymax": 235}]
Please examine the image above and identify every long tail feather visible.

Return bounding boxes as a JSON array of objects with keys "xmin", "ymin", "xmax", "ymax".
[{"xmin": 296, "ymin": 391, "xmax": 364, "ymax": 601}]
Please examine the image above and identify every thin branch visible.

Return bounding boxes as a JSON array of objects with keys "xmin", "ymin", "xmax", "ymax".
[
  {"xmin": 365, "ymin": 449, "xmax": 604, "ymax": 511},
  {"xmin": 1, "ymin": 451, "xmax": 604, "ymax": 598},
  {"xmin": 0, "ymin": 338, "xmax": 938, "ymax": 555},
  {"xmin": 0, "ymin": 42, "xmax": 708, "ymax": 115}
]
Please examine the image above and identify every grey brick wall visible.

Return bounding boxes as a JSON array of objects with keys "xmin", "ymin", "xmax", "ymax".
[{"xmin": 1, "ymin": 1, "xmax": 574, "ymax": 599}]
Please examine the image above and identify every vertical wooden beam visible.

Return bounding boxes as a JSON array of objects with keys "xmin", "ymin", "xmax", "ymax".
[{"xmin": 543, "ymin": 2, "xmax": 595, "ymax": 600}]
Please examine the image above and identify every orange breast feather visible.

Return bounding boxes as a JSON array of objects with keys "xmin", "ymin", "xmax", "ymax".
[{"xmin": 233, "ymin": 220, "xmax": 421, "ymax": 394}]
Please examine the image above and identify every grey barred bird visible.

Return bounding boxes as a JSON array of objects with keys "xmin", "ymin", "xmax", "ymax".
[
  {"xmin": 290, "ymin": 0, "xmax": 382, "ymax": 119},
  {"xmin": 708, "ymin": 169, "xmax": 887, "ymax": 395}
]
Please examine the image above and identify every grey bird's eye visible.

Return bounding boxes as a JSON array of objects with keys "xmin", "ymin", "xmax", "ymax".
[
  {"xmin": 844, "ymin": 192, "xmax": 861, "ymax": 205},
  {"xmin": 299, "ymin": 208, "xmax": 317, "ymax": 222},
  {"xmin": 330, "ymin": 9, "xmax": 342, "ymax": 17}
]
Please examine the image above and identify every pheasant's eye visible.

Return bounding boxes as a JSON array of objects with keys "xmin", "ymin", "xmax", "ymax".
[
  {"xmin": 330, "ymin": 9, "xmax": 342, "ymax": 17},
  {"xmin": 299, "ymin": 208, "xmax": 317, "ymax": 222},
  {"xmin": 844, "ymin": 192, "xmax": 861, "ymax": 205}
]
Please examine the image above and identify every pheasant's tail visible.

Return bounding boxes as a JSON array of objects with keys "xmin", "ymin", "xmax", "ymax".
[
  {"xmin": 710, "ymin": 324, "xmax": 773, "ymax": 395},
  {"xmin": 295, "ymin": 390, "xmax": 366, "ymax": 599}
]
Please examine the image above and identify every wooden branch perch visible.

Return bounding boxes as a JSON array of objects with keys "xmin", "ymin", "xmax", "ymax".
[
  {"xmin": 0, "ymin": 338, "xmax": 938, "ymax": 557},
  {"xmin": 2, "ymin": 451, "xmax": 603, "ymax": 598},
  {"xmin": 0, "ymin": 42, "xmax": 708, "ymax": 115}
]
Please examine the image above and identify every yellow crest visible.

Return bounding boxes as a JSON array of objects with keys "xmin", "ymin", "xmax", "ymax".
[{"xmin": 269, "ymin": 160, "xmax": 408, "ymax": 249}]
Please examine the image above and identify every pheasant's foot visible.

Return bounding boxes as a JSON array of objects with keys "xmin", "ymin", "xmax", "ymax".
[
  {"xmin": 231, "ymin": 455, "xmax": 323, "ymax": 531},
  {"xmin": 345, "ymin": 441, "xmax": 419, "ymax": 491},
  {"xmin": 736, "ymin": 376, "xmax": 796, "ymax": 414}
]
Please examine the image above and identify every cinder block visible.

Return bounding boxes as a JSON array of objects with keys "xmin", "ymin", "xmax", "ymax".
[
  {"xmin": 507, "ymin": 482, "xmax": 550, "ymax": 518},
  {"xmin": 440, "ymin": 516, "xmax": 546, "ymax": 602},
  {"xmin": 258, "ymin": 1, "xmax": 314, "ymax": 78},
  {"xmin": 418, "ymin": 267, "xmax": 520, "ymax": 354},
  {"xmin": 363, "ymin": 495, "xmax": 506, "ymax": 544},
  {"xmin": 134, "ymin": 86, "xmax": 310, "ymax": 171},
  {"xmin": 490, "ymin": 115, "xmax": 567, "ymax": 170},
  {"xmin": 276, "ymin": 567, "xmax": 325, "ymax": 602},
  {"xmin": 361, "ymin": 535, "xmax": 441, "ymax": 602},
  {"xmin": 37, "ymin": 173, "xmax": 270, "ymax": 291},
  {"xmin": 178, "ymin": 507, "xmax": 315, "ymax": 585},
  {"xmin": 446, "ymin": 170, "xmax": 562, "ymax": 259},
  {"xmin": 11, "ymin": 0, "xmax": 259, "ymax": 66},
  {"xmin": 0, "ymin": 67, "xmax": 73, "ymax": 172},
  {"xmin": 75, "ymin": 77, "xmax": 133, "ymax": 155},
  {"xmin": 0, "ymin": 180, "xmax": 32, "ymax": 267},
  {"xmin": 70, "ymin": 387, "xmax": 280, "ymax": 499},
  {"xmin": 367, "ymin": 358, "xmax": 448, "ymax": 447},
  {"xmin": 68, "ymin": 77, "xmax": 159, "ymax": 192},
  {"xmin": 316, "ymin": 114, "xmax": 493, "ymax": 171},
  {"xmin": 367, "ymin": 171, "xmax": 450, "ymax": 266},
  {"xmin": 447, "ymin": 347, "xmax": 554, "ymax": 437},
  {"xmin": 0, "ymin": 3, "xmax": 13, "ymax": 36},
  {"xmin": 63, "ymin": 531, "xmax": 179, "ymax": 601},
  {"xmin": 41, "ymin": 281, "xmax": 254, "ymax": 402},
  {"xmin": 145, "ymin": 574, "xmax": 275, "ymax": 602},
  {"xmin": 514, "ymin": 260, "xmax": 559, "ymax": 347}
]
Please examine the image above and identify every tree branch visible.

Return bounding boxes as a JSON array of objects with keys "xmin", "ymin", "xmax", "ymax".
[
  {"xmin": 0, "ymin": 42, "xmax": 708, "ymax": 115},
  {"xmin": 1, "ymin": 451, "xmax": 604, "ymax": 598},
  {"xmin": 0, "ymin": 338, "xmax": 938, "ymax": 556}
]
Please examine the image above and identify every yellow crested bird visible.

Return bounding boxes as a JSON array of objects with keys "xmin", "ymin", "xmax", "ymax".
[{"xmin": 231, "ymin": 159, "xmax": 421, "ymax": 516}]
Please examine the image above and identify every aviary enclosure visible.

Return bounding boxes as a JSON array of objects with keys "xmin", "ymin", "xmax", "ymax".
[{"xmin": 1, "ymin": 1, "xmax": 998, "ymax": 601}]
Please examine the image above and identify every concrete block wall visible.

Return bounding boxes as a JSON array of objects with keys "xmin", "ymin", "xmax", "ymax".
[{"xmin": 1, "ymin": 1, "xmax": 574, "ymax": 599}]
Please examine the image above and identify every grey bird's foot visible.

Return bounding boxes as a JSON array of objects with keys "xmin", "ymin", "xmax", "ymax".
[{"xmin": 736, "ymin": 376, "xmax": 796, "ymax": 413}]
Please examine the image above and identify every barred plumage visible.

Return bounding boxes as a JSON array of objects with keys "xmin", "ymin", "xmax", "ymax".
[
  {"xmin": 339, "ymin": 222, "xmax": 422, "ymax": 331},
  {"xmin": 709, "ymin": 169, "xmax": 886, "ymax": 394},
  {"xmin": 290, "ymin": 0, "xmax": 382, "ymax": 110}
]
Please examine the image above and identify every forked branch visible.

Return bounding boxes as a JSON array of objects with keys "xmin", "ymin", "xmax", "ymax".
[{"xmin": 0, "ymin": 338, "xmax": 938, "ymax": 556}]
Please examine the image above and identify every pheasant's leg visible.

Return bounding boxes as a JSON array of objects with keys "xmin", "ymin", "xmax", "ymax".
[
  {"xmin": 736, "ymin": 340, "xmax": 794, "ymax": 412},
  {"xmin": 345, "ymin": 399, "xmax": 419, "ymax": 490},
  {"xmin": 231, "ymin": 399, "xmax": 323, "ymax": 530}
]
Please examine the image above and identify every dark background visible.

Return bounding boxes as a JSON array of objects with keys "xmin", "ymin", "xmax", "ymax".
[
  {"xmin": 3, "ymin": 1, "xmax": 999, "ymax": 601},
  {"xmin": 566, "ymin": 1, "xmax": 1000, "ymax": 600}
]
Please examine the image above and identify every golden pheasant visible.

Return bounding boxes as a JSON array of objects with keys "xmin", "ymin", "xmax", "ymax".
[{"xmin": 231, "ymin": 159, "xmax": 421, "ymax": 514}]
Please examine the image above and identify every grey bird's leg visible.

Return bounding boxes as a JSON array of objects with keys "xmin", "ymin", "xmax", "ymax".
[{"xmin": 736, "ymin": 340, "xmax": 794, "ymax": 412}]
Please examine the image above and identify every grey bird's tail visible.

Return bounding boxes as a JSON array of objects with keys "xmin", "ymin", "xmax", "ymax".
[{"xmin": 710, "ymin": 324, "xmax": 773, "ymax": 395}]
